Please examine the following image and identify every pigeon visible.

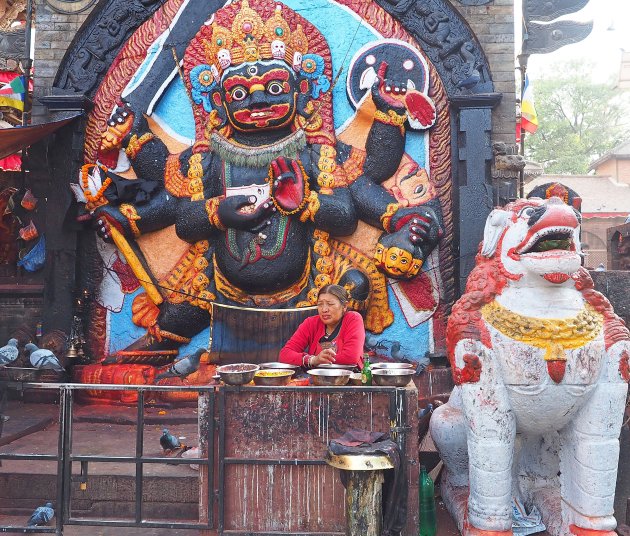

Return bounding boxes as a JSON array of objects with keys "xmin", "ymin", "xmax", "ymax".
[
  {"xmin": 0, "ymin": 338, "xmax": 19, "ymax": 366},
  {"xmin": 154, "ymin": 349, "xmax": 205, "ymax": 382},
  {"xmin": 390, "ymin": 341, "xmax": 403, "ymax": 361},
  {"xmin": 25, "ymin": 343, "xmax": 65, "ymax": 372},
  {"xmin": 160, "ymin": 428, "xmax": 185, "ymax": 453},
  {"xmin": 27, "ymin": 502, "xmax": 54, "ymax": 526}
]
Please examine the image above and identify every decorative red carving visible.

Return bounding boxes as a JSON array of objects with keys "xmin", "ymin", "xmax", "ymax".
[
  {"xmin": 573, "ymin": 268, "xmax": 630, "ymax": 350},
  {"xmin": 452, "ymin": 353, "xmax": 482, "ymax": 385},
  {"xmin": 112, "ymin": 256, "xmax": 140, "ymax": 293},
  {"xmin": 546, "ymin": 360, "xmax": 566, "ymax": 384},
  {"xmin": 619, "ymin": 350, "xmax": 630, "ymax": 382},
  {"xmin": 543, "ymin": 272, "xmax": 571, "ymax": 284},
  {"xmin": 398, "ymin": 272, "xmax": 437, "ymax": 311},
  {"xmin": 446, "ymin": 244, "xmax": 514, "ymax": 364}
]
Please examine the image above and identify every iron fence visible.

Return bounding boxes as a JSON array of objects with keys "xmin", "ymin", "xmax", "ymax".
[
  {"xmin": 0, "ymin": 382, "xmax": 412, "ymax": 535},
  {"xmin": 0, "ymin": 382, "xmax": 215, "ymax": 535}
]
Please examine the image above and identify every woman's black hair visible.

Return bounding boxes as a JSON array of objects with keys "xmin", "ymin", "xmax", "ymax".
[{"xmin": 317, "ymin": 284, "xmax": 349, "ymax": 306}]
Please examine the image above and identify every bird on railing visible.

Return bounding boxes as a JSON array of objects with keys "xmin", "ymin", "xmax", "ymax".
[
  {"xmin": 24, "ymin": 343, "xmax": 65, "ymax": 372},
  {"xmin": 160, "ymin": 428, "xmax": 186, "ymax": 454},
  {"xmin": 27, "ymin": 502, "xmax": 54, "ymax": 526},
  {"xmin": 154, "ymin": 348, "xmax": 205, "ymax": 382},
  {"xmin": 0, "ymin": 338, "xmax": 19, "ymax": 366}
]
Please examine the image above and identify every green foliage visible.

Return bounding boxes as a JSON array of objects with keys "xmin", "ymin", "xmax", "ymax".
[{"xmin": 525, "ymin": 60, "xmax": 630, "ymax": 174}]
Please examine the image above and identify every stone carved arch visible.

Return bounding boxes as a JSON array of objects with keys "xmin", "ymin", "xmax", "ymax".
[{"xmin": 54, "ymin": 0, "xmax": 495, "ymax": 102}]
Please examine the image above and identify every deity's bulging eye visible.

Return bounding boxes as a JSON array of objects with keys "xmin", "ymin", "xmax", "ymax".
[
  {"xmin": 414, "ymin": 184, "xmax": 426, "ymax": 195},
  {"xmin": 231, "ymin": 86, "xmax": 248, "ymax": 101},
  {"xmin": 267, "ymin": 81, "xmax": 285, "ymax": 95}
]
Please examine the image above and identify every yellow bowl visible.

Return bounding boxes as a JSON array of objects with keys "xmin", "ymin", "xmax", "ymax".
[{"xmin": 253, "ymin": 369, "xmax": 295, "ymax": 386}]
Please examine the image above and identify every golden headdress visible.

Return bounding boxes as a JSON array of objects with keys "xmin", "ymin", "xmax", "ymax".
[{"xmin": 204, "ymin": 0, "xmax": 309, "ymax": 80}]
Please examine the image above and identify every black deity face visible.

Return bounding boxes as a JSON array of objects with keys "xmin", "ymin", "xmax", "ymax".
[{"xmin": 218, "ymin": 61, "xmax": 298, "ymax": 132}]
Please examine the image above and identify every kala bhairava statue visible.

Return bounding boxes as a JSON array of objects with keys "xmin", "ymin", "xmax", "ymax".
[{"xmin": 71, "ymin": 0, "xmax": 455, "ymax": 393}]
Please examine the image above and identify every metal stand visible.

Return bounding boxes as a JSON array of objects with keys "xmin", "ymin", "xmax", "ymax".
[{"xmin": 326, "ymin": 452, "xmax": 394, "ymax": 536}]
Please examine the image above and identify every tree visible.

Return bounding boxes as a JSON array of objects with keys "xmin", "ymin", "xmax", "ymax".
[{"xmin": 524, "ymin": 60, "xmax": 630, "ymax": 174}]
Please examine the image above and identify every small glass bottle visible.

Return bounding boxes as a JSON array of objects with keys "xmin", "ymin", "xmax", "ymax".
[
  {"xmin": 418, "ymin": 465, "xmax": 437, "ymax": 536},
  {"xmin": 361, "ymin": 353, "xmax": 372, "ymax": 385}
]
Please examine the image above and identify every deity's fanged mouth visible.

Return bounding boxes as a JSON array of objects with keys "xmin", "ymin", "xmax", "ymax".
[
  {"xmin": 233, "ymin": 104, "xmax": 291, "ymax": 125},
  {"xmin": 250, "ymin": 110, "xmax": 274, "ymax": 119},
  {"xmin": 517, "ymin": 227, "xmax": 575, "ymax": 255}
]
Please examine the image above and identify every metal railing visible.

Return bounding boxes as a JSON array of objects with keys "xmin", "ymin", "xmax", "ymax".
[
  {"xmin": 0, "ymin": 382, "xmax": 215, "ymax": 535},
  {"xmin": 0, "ymin": 381, "xmax": 413, "ymax": 535}
]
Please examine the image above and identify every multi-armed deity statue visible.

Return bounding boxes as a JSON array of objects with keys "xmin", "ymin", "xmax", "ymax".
[
  {"xmin": 430, "ymin": 193, "xmax": 630, "ymax": 536},
  {"xmin": 73, "ymin": 0, "xmax": 454, "ymax": 386}
]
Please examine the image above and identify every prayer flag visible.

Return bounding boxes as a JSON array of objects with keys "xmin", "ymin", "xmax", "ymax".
[
  {"xmin": 520, "ymin": 74, "xmax": 538, "ymax": 134},
  {"xmin": 0, "ymin": 76, "xmax": 25, "ymax": 95}
]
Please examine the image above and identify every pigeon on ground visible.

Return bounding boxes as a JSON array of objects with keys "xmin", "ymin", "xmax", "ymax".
[
  {"xmin": 154, "ymin": 349, "xmax": 205, "ymax": 382},
  {"xmin": 25, "ymin": 343, "xmax": 65, "ymax": 372},
  {"xmin": 0, "ymin": 338, "xmax": 19, "ymax": 366},
  {"xmin": 27, "ymin": 502, "xmax": 54, "ymax": 526},
  {"xmin": 160, "ymin": 428, "xmax": 185, "ymax": 453}
]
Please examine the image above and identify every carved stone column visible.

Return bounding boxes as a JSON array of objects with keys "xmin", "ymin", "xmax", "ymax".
[{"xmin": 450, "ymin": 94, "xmax": 502, "ymax": 294}]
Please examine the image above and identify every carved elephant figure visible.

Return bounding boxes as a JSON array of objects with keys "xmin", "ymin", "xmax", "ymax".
[{"xmin": 430, "ymin": 196, "xmax": 630, "ymax": 536}]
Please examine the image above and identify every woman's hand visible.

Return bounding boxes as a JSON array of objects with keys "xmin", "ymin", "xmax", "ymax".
[{"xmin": 309, "ymin": 348, "xmax": 336, "ymax": 367}]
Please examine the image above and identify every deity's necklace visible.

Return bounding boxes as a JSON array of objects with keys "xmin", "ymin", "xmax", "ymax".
[
  {"xmin": 480, "ymin": 300, "xmax": 603, "ymax": 362},
  {"xmin": 210, "ymin": 130, "xmax": 306, "ymax": 168}
]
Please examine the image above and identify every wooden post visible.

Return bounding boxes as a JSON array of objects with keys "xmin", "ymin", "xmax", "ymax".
[
  {"xmin": 345, "ymin": 469, "xmax": 386, "ymax": 536},
  {"xmin": 326, "ymin": 452, "xmax": 394, "ymax": 536}
]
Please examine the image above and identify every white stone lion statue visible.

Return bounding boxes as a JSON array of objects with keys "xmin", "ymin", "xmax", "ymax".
[{"xmin": 430, "ymin": 196, "xmax": 630, "ymax": 536}]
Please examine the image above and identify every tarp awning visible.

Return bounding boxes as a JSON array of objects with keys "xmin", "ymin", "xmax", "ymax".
[{"xmin": 0, "ymin": 114, "xmax": 82, "ymax": 160}]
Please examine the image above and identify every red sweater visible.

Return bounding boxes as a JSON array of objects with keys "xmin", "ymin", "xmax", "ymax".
[{"xmin": 279, "ymin": 311, "xmax": 365, "ymax": 368}]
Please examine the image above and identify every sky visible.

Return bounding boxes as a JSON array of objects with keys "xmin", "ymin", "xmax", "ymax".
[{"xmin": 514, "ymin": 0, "xmax": 630, "ymax": 81}]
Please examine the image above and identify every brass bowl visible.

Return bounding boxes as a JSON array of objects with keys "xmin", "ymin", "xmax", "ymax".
[
  {"xmin": 349, "ymin": 372, "xmax": 364, "ymax": 386},
  {"xmin": 371, "ymin": 362, "xmax": 416, "ymax": 371},
  {"xmin": 307, "ymin": 368, "xmax": 351, "ymax": 386},
  {"xmin": 253, "ymin": 369, "xmax": 295, "ymax": 386},
  {"xmin": 216, "ymin": 363, "xmax": 259, "ymax": 385},
  {"xmin": 372, "ymin": 369, "xmax": 414, "ymax": 387}
]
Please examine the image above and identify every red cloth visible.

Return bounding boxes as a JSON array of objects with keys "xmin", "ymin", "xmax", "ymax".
[{"xmin": 279, "ymin": 310, "xmax": 365, "ymax": 368}]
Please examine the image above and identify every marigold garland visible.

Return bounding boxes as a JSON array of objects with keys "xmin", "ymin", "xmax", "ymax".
[{"xmin": 81, "ymin": 163, "xmax": 112, "ymax": 205}]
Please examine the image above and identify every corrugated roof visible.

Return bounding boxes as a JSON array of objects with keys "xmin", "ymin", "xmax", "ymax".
[
  {"xmin": 589, "ymin": 140, "xmax": 630, "ymax": 170},
  {"xmin": 525, "ymin": 174, "xmax": 630, "ymax": 214}
]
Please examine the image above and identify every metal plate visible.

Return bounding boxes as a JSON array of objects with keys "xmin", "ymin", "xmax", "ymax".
[{"xmin": 258, "ymin": 362, "xmax": 299, "ymax": 370}]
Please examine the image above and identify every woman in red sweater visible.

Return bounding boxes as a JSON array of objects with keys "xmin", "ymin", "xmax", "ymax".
[{"xmin": 279, "ymin": 285, "xmax": 365, "ymax": 369}]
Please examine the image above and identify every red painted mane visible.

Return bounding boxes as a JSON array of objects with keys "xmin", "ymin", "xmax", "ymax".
[{"xmin": 447, "ymin": 227, "xmax": 630, "ymax": 374}]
